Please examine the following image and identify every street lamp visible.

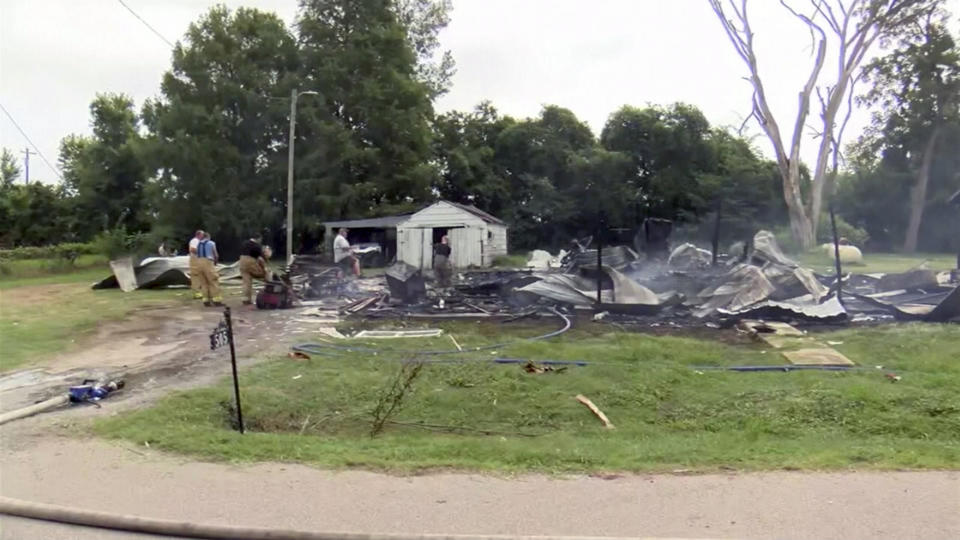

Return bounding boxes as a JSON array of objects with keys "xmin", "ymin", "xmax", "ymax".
[{"xmin": 286, "ymin": 89, "xmax": 320, "ymax": 266}]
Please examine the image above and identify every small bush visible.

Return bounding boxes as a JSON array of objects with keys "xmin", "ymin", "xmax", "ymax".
[
  {"xmin": 772, "ymin": 215, "xmax": 870, "ymax": 255},
  {"xmin": 92, "ymin": 229, "xmax": 135, "ymax": 260},
  {"xmin": 773, "ymin": 226, "xmax": 802, "ymax": 254},
  {"xmin": 92, "ymin": 228, "xmax": 164, "ymax": 260},
  {"xmin": 0, "ymin": 242, "xmax": 97, "ymax": 261},
  {"xmin": 492, "ymin": 254, "xmax": 528, "ymax": 268},
  {"xmin": 818, "ymin": 213, "xmax": 869, "ymax": 247}
]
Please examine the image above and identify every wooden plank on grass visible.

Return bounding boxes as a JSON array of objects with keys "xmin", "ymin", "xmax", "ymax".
[
  {"xmin": 575, "ymin": 394, "xmax": 615, "ymax": 429},
  {"xmin": 782, "ymin": 348, "xmax": 854, "ymax": 366}
]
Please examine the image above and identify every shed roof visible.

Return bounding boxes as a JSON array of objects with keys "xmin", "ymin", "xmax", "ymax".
[
  {"xmin": 321, "ymin": 201, "xmax": 506, "ymax": 229},
  {"xmin": 442, "ymin": 201, "xmax": 506, "ymax": 225},
  {"xmin": 322, "ymin": 215, "xmax": 410, "ymax": 229}
]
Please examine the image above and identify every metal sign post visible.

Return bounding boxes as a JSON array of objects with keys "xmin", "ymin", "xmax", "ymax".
[
  {"xmin": 829, "ymin": 205, "xmax": 844, "ymax": 306},
  {"xmin": 596, "ymin": 211, "xmax": 603, "ymax": 304},
  {"xmin": 711, "ymin": 199, "xmax": 722, "ymax": 266},
  {"xmin": 210, "ymin": 307, "xmax": 244, "ymax": 433}
]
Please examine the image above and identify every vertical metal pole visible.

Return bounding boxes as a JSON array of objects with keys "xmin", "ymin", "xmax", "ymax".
[
  {"xmin": 23, "ymin": 147, "xmax": 31, "ymax": 184},
  {"xmin": 286, "ymin": 88, "xmax": 298, "ymax": 266},
  {"xmin": 223, "ymin": 307, "xmax": 244, "ymax": 434},
  {"xmin": 830, "ymin": 205, "xmax": 843, "ymax": 306},
  {"xmin": 596, "ymin": 212, "xmax": 603, "ymax": 304},
  {"xmin": 711, "ymin": 199, "xmax": 722, "ymax": 266}
]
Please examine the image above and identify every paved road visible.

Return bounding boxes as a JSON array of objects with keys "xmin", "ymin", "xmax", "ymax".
[{"xmin": 1, "ymin": 438, "xmax": 957, "ymax": 540}]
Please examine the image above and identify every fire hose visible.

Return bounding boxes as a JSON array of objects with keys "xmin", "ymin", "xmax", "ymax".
[
  {"xmin": 0, "ymin": 496, "xmax": 656, "ymax": 540},
  {"xmin": 0, "ymin": 395, "xmax": 70, "ymax": 426}
]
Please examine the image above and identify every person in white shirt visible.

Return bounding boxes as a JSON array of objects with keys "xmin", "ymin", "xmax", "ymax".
[
  {"xmin": 188, "ymin": 230, "xmax": 204, "ymax": 300},
  {"xmin": 333, "ymin": 228, "xmax": 360, "ymax": 277}
]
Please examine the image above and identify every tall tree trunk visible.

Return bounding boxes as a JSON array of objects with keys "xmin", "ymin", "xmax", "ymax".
[
  {"xmin": 904, "ymin": 126, "xmax": 941, "ymax": 253},
  {"xmin": 781, "ymin": 165, "xmax": 814, "ymax": 250}
]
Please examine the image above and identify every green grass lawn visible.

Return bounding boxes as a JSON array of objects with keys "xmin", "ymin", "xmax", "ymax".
[
  {"xmin": 95, "ymin": 321, "xmax": 960, "ymax": 473},
  {"xmin": 795, "ymin": 251, "xmax": 957, "ymax": 275},
  {"xmin": 0, "ymin": 254, "xmax": 109, "ymax": 285},
  {"xmin": 0, "ymin": 274, "xmax": 187, "ymax": 372},
  {"xmin": 493, "ymin": 254, "xmax": 529, "ymax": 268}
]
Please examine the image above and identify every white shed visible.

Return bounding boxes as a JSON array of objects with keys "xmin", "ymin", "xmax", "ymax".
[{"xmin": 397, "ymin": 201, "xmax": 508, "ymax": 269}]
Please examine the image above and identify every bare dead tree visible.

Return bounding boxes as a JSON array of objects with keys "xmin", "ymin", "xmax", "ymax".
[{"xmin": 708, "ymin": 0, "xmax": 932, "ymax": 249}]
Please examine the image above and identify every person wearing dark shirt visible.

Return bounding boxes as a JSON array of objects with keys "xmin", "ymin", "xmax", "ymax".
[
  {"xmin": 239, "ymin": 237, "xmax": 269, "ymax": 305},
  {"xmin": 433, "ymin": 235, "xmax": 452, "ymax": 288}
]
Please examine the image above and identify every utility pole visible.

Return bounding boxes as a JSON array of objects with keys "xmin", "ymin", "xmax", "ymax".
[
  {"xmin": 286, "ymin": 89, "xmax": 319, "ymax": 266},
  {"xmin": 22, "ymin": 147, "xmax": 35, "ymax": 184},
  {"xmin": 286, "ymin": 88, "xmax": 297, "ymax": 266}
]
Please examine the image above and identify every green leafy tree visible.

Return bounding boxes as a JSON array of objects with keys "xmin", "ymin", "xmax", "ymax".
[
  {"xmin": 294, "ymin": 0, "xmax": 440, "ymax": 223},
  {"xmin": 697, "ymin": 131, "xmax": 784, "ymax": 243},
  {"xmin": 0, "ymin": 183, "xmax": 74, "ymax": 246},
  {"xmin": 857, "ymin": 7, "xmax": 960, "ymax": 252},
  {"xmin": 432, "ymin": 102, "xmax": 515, "ymax": 215},
  {"xmin": 393, "ymin": 0, "xmax": 456, "ymax": 98},
  {"xmin": 59, "ymin": 94, "xmax": 150, "ymax": 239},
  {"xmin": 491, "ymin": 105, "xmax": 596, "ymax": 248},
  {"xmin": 600, "ymin": 103, "xmax": 717, "ymax": 221},
  {"xmin": 142, "ymin": 6, "xmax": 299, "ymax": 251},
  {"xmin": 1, "ymin": 148, "xmax": 21, "ymax": 188}
]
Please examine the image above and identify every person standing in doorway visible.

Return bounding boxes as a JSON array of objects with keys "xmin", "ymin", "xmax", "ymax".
[
  {"xmin": 188, "ymin": 230, "xmax": 204, "ymax": 300},
  {"xmin": 333, "ymin": 228, "xmax": 361, "ymax": 277},
  {"xmin": 433, "ymin": 235, "xmax": 452, "ymax": 287},
  {"xmin": 239, "ymin": 235, "xmax": 270, "ymax": 305},
  {"xmin": 196, "ymin": 232, "xmax": 223, "ymax": 307}
]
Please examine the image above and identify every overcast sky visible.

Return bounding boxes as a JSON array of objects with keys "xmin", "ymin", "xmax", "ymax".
[{"xmin": 2, "ymin": 0, "xmax": 958, "ymax": 184}]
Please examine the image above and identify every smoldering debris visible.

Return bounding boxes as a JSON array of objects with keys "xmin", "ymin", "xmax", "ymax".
[
  {"xmin": 294, "ymin": 227, "xmax": 958, "ymax": 327},
  {"xmin": 96, "ymin": 228, "xmax": 957, "ymax": 328}
]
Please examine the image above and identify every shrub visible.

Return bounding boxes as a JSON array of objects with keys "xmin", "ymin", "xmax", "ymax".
[
  {"xmin": 772, "ymin": 215, "xmax": 869, "ymax": 255},
  {"xmin": 818, "ymin": 213, "xmax": 870, "ymax": 247},
  {"xmin": 772, "ymin": 226, "xmax": 803, "ymax": 254},
  {"xmin": 0, "ymin": 242, "xmax": 97, "ymax": 261},
  {"xmin": 92, "ymin": 228, "xmax": 155, "ymax": 260}
]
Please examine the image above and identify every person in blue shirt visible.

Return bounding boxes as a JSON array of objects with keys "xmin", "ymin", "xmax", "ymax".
[{"xmin": 196, "ymin": 232, "xmax": 223, "ymax": 307}]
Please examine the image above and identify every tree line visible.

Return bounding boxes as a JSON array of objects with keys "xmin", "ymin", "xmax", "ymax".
[{"xmin": 1, "ymin": 0, "xmax": 957, "ymax": 257}]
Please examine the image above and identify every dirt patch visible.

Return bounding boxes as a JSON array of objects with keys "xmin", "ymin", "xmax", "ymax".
[
  {"xmin": 0, "ymin": 301, "xmax": 300, "ymax": 414},
  {"xmin": 0, "ymin": 282, "xmax": 89, "ymax": 309}
]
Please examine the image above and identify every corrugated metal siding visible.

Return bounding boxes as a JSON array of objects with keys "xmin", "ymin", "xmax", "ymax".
[{"xmin": 404, "ymin": 202, "xmax": 485, "ymax": 228}]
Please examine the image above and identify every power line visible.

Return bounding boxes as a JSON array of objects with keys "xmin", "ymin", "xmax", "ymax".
[
  {"xmin": 0, "ymin": 102, "xmax": 64, "ymax": 182},
  {"xmin": 116, "ymin": 0, "xmax": 174, "ymax": 48}
]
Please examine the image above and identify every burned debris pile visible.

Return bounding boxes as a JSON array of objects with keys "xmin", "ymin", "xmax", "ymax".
[
  {"xmin": 309, "ymin": 228, "xmax": 958, "ymax": 327},
  {"xmin": 91, "ymin": 227, "xmax": 958, "ymax": 328}
]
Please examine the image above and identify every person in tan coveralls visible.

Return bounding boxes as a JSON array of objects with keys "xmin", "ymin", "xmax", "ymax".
[
  {"xmin": 239, "ymin": 236, "xmax": 271, "ymax": 305},
  {"xmin": 196, "ymin": 233, "xmax": 223, "ymax": 307}
]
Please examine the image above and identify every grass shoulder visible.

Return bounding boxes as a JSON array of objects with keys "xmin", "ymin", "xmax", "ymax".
[{"xmin": 94, "ymin": 322, "xmax": 960, "ymax": 473}]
